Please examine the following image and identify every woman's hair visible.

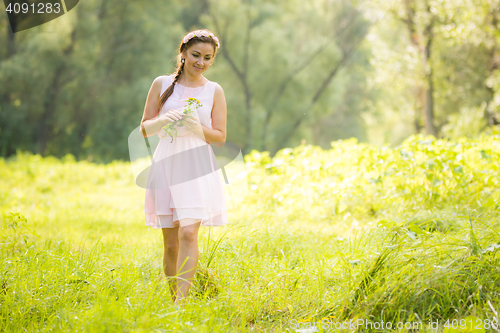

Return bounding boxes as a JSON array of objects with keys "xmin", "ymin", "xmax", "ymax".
[{"xmin": 158, "ymin": 29, "xmax": 219, "ymax": 110}]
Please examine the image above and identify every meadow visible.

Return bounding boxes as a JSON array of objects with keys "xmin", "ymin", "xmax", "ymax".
[{"xmin": 1, "ymin": 131, "xmax": 500, "ymax": 332}]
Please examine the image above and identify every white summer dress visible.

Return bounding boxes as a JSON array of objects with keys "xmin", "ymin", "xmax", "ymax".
[{"xmin": 143, "ymin": 74, "xmax": 229, "ymax": 228}]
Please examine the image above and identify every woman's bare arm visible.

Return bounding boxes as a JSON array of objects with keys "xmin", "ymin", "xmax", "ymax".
[
  {"xmin": 203, "ymin": 83, "xmax": 227, "ymax": 147},
  {"xmin": 140, "ymin": 76, "xmax": 171, "ymax": 138}
]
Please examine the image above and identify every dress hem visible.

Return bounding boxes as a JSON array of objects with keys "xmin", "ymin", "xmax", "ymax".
[{"xmin": 146, "ymin": 222, "xmax": 229, "ymax": 229}]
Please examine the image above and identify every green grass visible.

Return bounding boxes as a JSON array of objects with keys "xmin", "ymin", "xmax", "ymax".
[{"xmin": 1, "ymin": 132, "xmax": 500, "ymax": 332}]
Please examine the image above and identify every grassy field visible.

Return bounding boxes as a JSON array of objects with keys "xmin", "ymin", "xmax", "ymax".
[{"xmin": 1, "ymin": 132, "xmax": 500, "ymax": 332}]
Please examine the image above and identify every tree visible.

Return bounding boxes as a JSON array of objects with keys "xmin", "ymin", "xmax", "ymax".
[{"xmin": 199, "ymin": 0, "xmax": 370, "ymax": 155}]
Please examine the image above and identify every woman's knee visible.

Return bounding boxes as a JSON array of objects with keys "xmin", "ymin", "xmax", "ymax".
[
  {"xmin": 178, "ymin": 221, "xmax": 201, "ymax": 243},
  {"xmin": 164, "ymin": 241, "xmax": 179, "ymax": 254}
]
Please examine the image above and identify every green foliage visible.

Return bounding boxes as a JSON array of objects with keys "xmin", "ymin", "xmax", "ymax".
[
  {"xmin": 2, "ymin": 0, "xmax": 500, "ymax": 159},
  {"xmin": 243, "ymin": 131, "xmax": 500, "ymax": 228},
  {"xmin": 1, "ymin": 134, "xmax": 500, "ymax": 331}
]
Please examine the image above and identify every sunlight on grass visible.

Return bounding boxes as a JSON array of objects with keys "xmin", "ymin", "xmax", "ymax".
[{"xmin": 1, "ymin": 132, "xmax": 500, "ymax": 332}]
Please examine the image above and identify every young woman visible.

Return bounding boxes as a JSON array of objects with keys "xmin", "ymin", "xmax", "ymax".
[{"xmin": 139, "ymin": 29, "xmax": 228, "ymax": 306}]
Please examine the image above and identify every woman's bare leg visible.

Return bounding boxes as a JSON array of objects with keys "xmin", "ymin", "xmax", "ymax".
[
  {"xmin": 161, "ymin": 225, "xmax": 179, "ymax": 302},
  {"xmin": 175, "ymin": 219, "xmax": 202, "ymax": 306}
]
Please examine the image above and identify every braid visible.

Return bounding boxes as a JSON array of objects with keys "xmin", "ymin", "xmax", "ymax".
[
  {"xmin": 159, "ymin": 61, "xmax": 184, "ymax": 110},
  {"xmin": 173, "ymin": 62, "xmax": 184, "ymax": 85}
]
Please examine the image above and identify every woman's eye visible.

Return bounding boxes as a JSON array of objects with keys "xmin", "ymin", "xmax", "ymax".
[{"xmin": 192, "ymin": 54, "xmax": 210, "ymax": 60}]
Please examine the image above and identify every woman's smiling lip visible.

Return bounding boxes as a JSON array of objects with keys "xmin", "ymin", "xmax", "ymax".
[{"xmin": 194, "ymin": 65, "xmax": 203, "ymax": 70}]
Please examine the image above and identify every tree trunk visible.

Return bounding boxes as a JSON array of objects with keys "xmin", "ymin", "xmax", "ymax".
[
  {"xmin": 36, "ymin": 65, "xmax": 64, "ymax": 155},
  {"xmin": 36, "ymin": 28, "xmax": 77, "ymax": 155},
  {"xmin": 423, "ymin": 8, "xmax": 436, "ymax": 137},
  {"xmin": 484, "ymin": 85, "xmax": 500, "ymax": 126},
  {"xmin": 401, "ymin": 0, "xmax": 436, "ymax": 137},
  {"xmin": 423, "ymin": 60, "xmax": 436, "ymax": 137}
]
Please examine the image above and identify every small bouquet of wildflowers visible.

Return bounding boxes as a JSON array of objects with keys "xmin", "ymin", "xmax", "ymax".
[{"xmin": 162, "ymin": 97, "xmax": 203, "ymax": 143}]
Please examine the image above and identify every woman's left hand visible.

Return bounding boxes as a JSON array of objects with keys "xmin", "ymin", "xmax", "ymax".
[{"xmin": 183, "ymin": 115, "xmax": 205, "ymax": 139}]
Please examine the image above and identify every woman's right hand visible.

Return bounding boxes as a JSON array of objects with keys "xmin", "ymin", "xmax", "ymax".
[{"xmin": 161, "ymin": 109, "xmax": 183, "ymax": 125}]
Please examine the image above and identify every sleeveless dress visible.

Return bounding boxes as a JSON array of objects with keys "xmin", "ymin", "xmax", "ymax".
[{"xmin": 143, "ymin": 74, "xmax": 229, "ymax": 229}]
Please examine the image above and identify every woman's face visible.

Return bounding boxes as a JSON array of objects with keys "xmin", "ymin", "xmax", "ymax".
[{"xmin": 183, "ymin": 42, "xmax": 215, "ymax": 77}]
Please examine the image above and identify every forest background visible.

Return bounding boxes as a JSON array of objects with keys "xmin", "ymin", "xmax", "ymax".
[{"xmin": 1, "ymin": 0, "xmax": 500, "ymax": 162}]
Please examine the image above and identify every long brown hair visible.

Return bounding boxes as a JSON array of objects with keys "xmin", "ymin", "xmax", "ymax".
[{"xmin": 159, "ymin": 29, "xmax": 220, "ymax": 110}]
